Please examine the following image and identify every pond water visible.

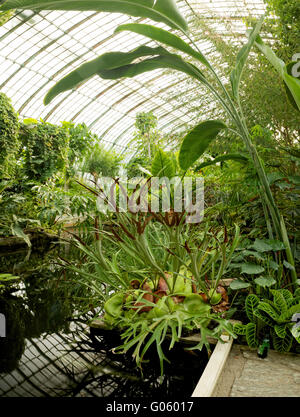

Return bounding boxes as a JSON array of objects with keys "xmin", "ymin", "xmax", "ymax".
[{"xmin": 0, "ymin": 243, "xmax": 210, "ymax": 398}]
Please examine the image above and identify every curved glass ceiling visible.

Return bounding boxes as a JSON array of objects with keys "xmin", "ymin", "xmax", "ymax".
[{"xmin": 0, "ymin": 0, "xmax": 266, "ymax": 154}]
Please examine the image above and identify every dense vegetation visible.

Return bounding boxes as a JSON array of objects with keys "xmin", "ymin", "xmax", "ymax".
[{"xmin": 0, "ymin": 0, "xmax": 299, "ymax": 375}]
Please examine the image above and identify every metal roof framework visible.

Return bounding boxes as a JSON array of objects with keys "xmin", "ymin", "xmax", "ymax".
[{"xmin": 0, "ymin": 1, "xmax": 266, "ymax": 155}]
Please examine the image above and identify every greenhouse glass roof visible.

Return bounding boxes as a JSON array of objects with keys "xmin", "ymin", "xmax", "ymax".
[{"xmin": 0, "ymin": 0, "xmax": 266, "ymax": 154}]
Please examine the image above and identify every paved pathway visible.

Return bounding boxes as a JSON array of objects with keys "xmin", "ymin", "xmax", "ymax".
[{"xmin": 213, "ymin": 344, "xmax": 300, "ymax": 397}]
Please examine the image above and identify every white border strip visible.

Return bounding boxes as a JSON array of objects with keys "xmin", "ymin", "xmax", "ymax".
[{"xmin": 191, "ymin": 335, "xmax": 233, "ymax": 397}]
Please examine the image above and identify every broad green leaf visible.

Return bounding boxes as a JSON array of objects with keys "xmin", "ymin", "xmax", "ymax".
[
  {"xmin": 274, "ymin": 323, "xmax": 287, "ymax": 339},
  {"xmin": 253, "ymin": 310, "xmax": 274, "ymax": 327},
  {"xmin": 253, "ymin": 34, "xmax": 285, "ymax": 75},
  {"xmin": 178, "ymin": 120, "xmax": 227, "ymax": 171},
  {"xmin": 115, "ymin": 23, "xmax": 211, "ymax": 69},
  {"xmin": 241, "ymin": 250, "xmax": 265, "ymax": 261},
  {"xmin": 194, "ymin": 153, "xmax": 248, "ymax": 171},
  {"xmin": 291, "ymin": 324, "xmax": 300, "ymax": 343},
  {"xmin": 97, "ymin": 55, "xmax": 205, "ymax": 81},
  {"xmin": 241, "ymin": 263, "xmax": 264, "ymax": 275},
  {"xmin": 151, "ymin": 149, "xmax": 175, "ymax": 179},
  {"xmin": 272, "ymin": 331, "xmax": 293, "ymax": 352},
  {"xmin": 10, "ymin": 224, "xmax": 31, "ymax": 247},
  {"xmin": 277, "ymin": 289, "xmax": 293, "ymax": 302},
  {"xmin": 44, "ymin": 47, "xmax": 206, "ymax": 104},
  {"xmin": 245, "ymin": 294, "xmax": 259, "ymax": 322},
  {"xmin": 230, "ymin": 16, "xmax": 264, "ymax": 99},
  {"xmin": 254, "ymin": 276, "xmax": 276, "ymax": 289},
  {"xmin": 283, "ymin": 260, "xmax": 295, "ymax": 271},
  {"xmin": 0, "ymin": 0, "xmax": 188, "ymax": 31},
  {"xmin": 245, "ymin": 322, "xmax": 259, "ymax": 348},
  {"xmin": 44, "ymin": 45, "xmax": 176, "ymax": 104},
  {"xmin": 229, "ymin": 280, "xmax": 251, "ymax": 290},
  {"xmin": 283, "ymin": 71, "xmax": 300, "ymax": 112},
  {"xmin": 258, "ymin": 302, "xmax": 279, "ymax": 321},
  {"xmin": 280, "ymin": 304, "xmax": 300, "ymax": 321},
  {"xmin": 251, "ymin": 238, "xmax": 273, "ymax": 252},
  {"xmin": 264, "ymin": 239, "xmax": 286, "ymax": 251},
  {"xmin": 233, "ymin": 323, "xmax": 247, "ymax": 336}
]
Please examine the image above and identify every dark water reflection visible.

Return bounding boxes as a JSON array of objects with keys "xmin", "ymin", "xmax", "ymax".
[{"xmin": 0, "ymin": 245, "xmax": 209, "ymax": 397}]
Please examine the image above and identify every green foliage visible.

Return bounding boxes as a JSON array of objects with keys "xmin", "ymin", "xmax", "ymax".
[
  {"xmin": 151, "ymin": 149, "xmax": 176, "ymax": 179},
  {"xmin": 82, "ymin": 143, "xmax": 123, "ymax": 180},
  {"xmin": 195, "ymin": 153, "xmax": 248, "ymax": 171},
  {"xmin": 234, "ymin": 289, "xmax": 300, "ymax": 352},
  {"xmin": 228, "ymin": 237, "xmax": 294, "ymax": 291},
  {"xmin": 0, "ymin": 92, "xmax": 20, "ymax": 176},
  {"xmin": 179, "ymin": 120, "xmax": 227, "ymax": 171},
  {"xmin": 135, "ymin": 111, "xmax": 157, "ymax": 136},
  {"xmin": 61, "ymin": 121, "xmax": 95, "ymax": 168},
  {"xmin": 263, "ymin": 0, "xmax": 300, "ymax": 60},
  {"xmin": 20, "ymin": 120, "xmax": 69, "ymax": 182},
  {"xmin": 0, "ymin": 0, "xmax": 188, "ymax": 32},
  {"xmin": 126, "ymin": 112, "xmax": 164, "ymax": 176},
  {"xmin": 0, "ymin": 9, "xmax": 14, "ymax": 26},
  {"xmin": 115, "ymin": 23, "xmax": 211, "ymax": 68},
  {"xmin": 252, "ymin": 34, "xmax": 300, "ymax": 111},
  {"xmin": 245, "ymin": 322, "xmax": 259, "ymax": 348},
  {"xmin": 230, "ymin": 17, "xmax": 264, "ymax": 99},
  {"xmin": 245, "ymin": 294, "xmax": 260, "ymax": 322}
]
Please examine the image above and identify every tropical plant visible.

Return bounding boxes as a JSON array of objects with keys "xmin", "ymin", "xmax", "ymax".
[
  {"xmin": 61, "ymin": 121, "xmax": 96, "ymax": 176},
  {"xmin": 126, "ymin": 112, "xmax": 161, "ymax": 177},
  {"xmin": 61, "ymin": 171, "xmax": 241, "ymax": 372},
  {"xmin": 1, "ymin": 0, "xmax": 298, "ymax": 287},
  {"xmin": 81, "ymin": 143, "xmax": 123, "ymax": 183},
  {"xmin": 233, "ymin": 288, "xmax": 300, "ymax": 352},
  {"xmin": 228, "ymin": 237, "xmax": 293, "ymax": 292},
  {"xmin": 263, "ymin": 0, "xmax": 300, "ymax": 61},
  {"xmin": 0, "ymin": 92, "xmax": 20, "ymax": 178},
  {"xmin": 20, "ymin": 119, "xmax": 69, "ymax": 182}
]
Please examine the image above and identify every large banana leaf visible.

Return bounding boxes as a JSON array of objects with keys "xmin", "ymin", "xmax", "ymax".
[
  {"xmin": 44, "ymin": 45, "xmax": 171, "ymax": 104},
  {"xmin": 178, "ymin": 120, "xmax": 227, "ymax": 171},
  {"xmin": 195, "ymin": 153, "xmax": 248, "ymax": 171},
  {"xmin": 115, "ymin": 23, "xmax": 211, "ymax": 69},
  {"xmin": 0, "ymin": 0, "xmax": 188, "ymax": 31},
  {"xmin": 251, "ymin": 33, "xmax": 300, "ymax": 112},
  {"xmin": 44, "ymin": 47, "xmax": 206, "ymax": 104},
  {"xmin": 230, "ymin": 16, "xmax": 264, "ymax": 99},
  {"xmin": 97, "ymin": 55, "xmax": 205, "ymax": 81}
]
